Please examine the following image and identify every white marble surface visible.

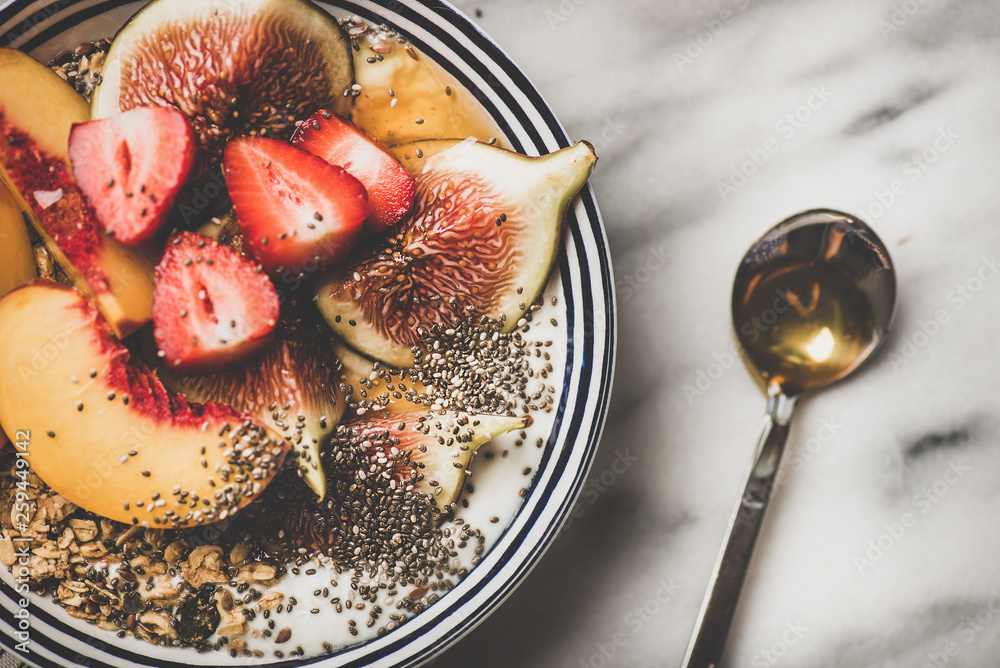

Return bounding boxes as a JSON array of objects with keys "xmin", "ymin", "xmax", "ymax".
[{"xmin": 437, "ymin": 0, "xmax": 1000, "ymax": 666}]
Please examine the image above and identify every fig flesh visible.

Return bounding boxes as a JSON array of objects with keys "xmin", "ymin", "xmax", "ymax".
[
  {"xmin": 92, "ymin": 0, "xmax": 355, "ymax": 174},
  {"xmin": 351, "ymin": 409, "xmax": 531, "ymax": 511},
  {"xmin": 158, "ymin": 321, "xmax": 346, "ymax": 499},
  {"xmin": 315, "ymin": 139, "xmax": 597, "ymax": 367}
]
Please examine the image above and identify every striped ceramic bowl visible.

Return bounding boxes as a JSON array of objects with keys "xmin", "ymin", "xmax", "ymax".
[{"xmin": 0, "ymin": 1, "xmax": 615, "ymax": 665}]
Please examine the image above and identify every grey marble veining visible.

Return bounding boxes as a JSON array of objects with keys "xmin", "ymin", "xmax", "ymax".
[{"xmin": 437, "ymin": 0, "xmax": 1000, "ymax": 666}]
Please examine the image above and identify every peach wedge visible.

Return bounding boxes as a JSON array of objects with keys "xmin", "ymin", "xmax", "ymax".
[
  {"xmin": 351, "ymin": 33, "xmax": 504, "ymax": 147},
  {"xmin": 0, "ymin": 280, "xmax": 289, "ymax": 527},
  {"xmin": 0, "ymin": 48, "xmax": 154, "ymax": 338},
  {"xmin": 0, "ymin": 182, "xmax": 35, "ymax": 298}
]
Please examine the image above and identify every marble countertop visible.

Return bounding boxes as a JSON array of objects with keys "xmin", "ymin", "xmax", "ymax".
[{"xmin": 438, "ymin": 0, "xmax": 1000, "ymax": 666}]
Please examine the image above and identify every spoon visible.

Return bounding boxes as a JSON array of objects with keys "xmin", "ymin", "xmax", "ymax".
[{"xmin": 681, "ymin": 208, "xmax": 897, "ymax": 668}]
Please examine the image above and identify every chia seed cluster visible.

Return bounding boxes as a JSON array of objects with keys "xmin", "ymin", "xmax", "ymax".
[
  {"xmin": 410, "ymin": 301, "xmax": 558, "ymax": 415},
  {"xmin": 247, "ymin": 417, "xmax": 488, "ymax": 567},
  {"xmin": 341, "ymin": 298, "xmax": 558, "ymax": 419}
]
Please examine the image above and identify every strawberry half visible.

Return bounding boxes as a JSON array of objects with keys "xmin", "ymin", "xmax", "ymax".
[
  {"xmin": 292, "ymin": 110, "xmax": 415, "ymax": 234},
  {"xmin": 69, "ymin": 106, "xmax": 195, "ymax": 245},
  {"xmin": 153, "ymin": 231, "xmax": 279, "ymax": 373},
  {"xmin": 224, "ymin": 136, "xmax": 369, "ymax": 275}
]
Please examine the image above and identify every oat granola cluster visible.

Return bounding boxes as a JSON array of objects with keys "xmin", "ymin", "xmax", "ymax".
[
  {"xmin": 49, "ymin": 39, "xmax": 110, "ymax": 99},
  {"xmin": 0, "ymin": 455, "xmax": 291, "ymax": 652}
]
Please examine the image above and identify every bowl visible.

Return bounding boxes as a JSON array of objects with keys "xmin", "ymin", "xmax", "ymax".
[{"xmin": 0, "ymin": 1, "xmax": 616, "ymax": 665}]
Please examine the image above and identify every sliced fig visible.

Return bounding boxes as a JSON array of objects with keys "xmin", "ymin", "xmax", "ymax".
[
  {"xmin": 350, "ymin": 410, "xmax": 530, "ymax": 511},
  {"xmin": 92, "ymin": 0, "xmax": 354, "ymax": 174},
  {"xmin": 157, "ymin": 321, "xmax": 346, "ymax": 499},
  {"xmin": 243, "ymin": 408, "xmax": 528, "ymax": 559},
  {"xmin": 315, "ymin": 139, "xmax": 597, "ymax": 367},
  {"xmin": 334, "ymin": 341, "xmax": 433, "ymax": 412}
]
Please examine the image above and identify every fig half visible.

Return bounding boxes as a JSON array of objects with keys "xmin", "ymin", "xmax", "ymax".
[
  {"xmin": 244, "ymin": 408, "xmax": 529, "ymax": 559},
  {"xmin": 315, "ymin": 139, "xmax": 597, "ymax": 367},
  {"xmin": 158, "ymin": 321, "xmax": 346, "ymax": 500},
  {"xmin": 350, "ymin": 409, "xmax": 531, "ymax": 512},
  {"xmin": 92, "ymin": 0, "xmax": 354, "ymax": 173}
]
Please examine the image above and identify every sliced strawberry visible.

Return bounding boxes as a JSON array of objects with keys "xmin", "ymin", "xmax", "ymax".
[
  {"xmin": 292, "ymin": 110, "xmax": 415, "ymax": 234},
  {"xmin": 69, "ymin": 106, "xmax": 195, "ymax": 245},
  {"xmin": 224, "ymin": 136, "xmax": 368, "ymax": 275},
  {"xmin": 152, "ymin": 231, "xmax": 279, "ymax": 373}
]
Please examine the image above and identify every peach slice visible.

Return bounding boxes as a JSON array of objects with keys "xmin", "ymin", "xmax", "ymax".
[
  {"xmin": 351, "ymin": 32, "xmax": 506, "ymax": 148},
  {"xmin": 0, "ymin": 183, "xmax": 35, "ymax": 298},
  {"xmin": 0, "ymin": 48, "xmax": 154, "ymax": 338},
  {"xmin": 0, "ymin": 280, "xmax": 289, "ymax": 527}
]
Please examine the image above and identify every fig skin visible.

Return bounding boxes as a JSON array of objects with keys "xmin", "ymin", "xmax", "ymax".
[
  {"xmin": 316, "ymin": 139, "xmax": 597, "ymax": 367},
  {"xmin": 0, "ymin": 280, "xmax": 289, "ymax": 528},
  {"xmin": 92, "ymin": 0, "xmax": 355, "ymax": 175}
]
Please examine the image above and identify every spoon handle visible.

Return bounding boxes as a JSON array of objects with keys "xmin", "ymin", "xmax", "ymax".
[{"xmin": 681, "ymin": 388, "xmax": 798, "ymax": 668}]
